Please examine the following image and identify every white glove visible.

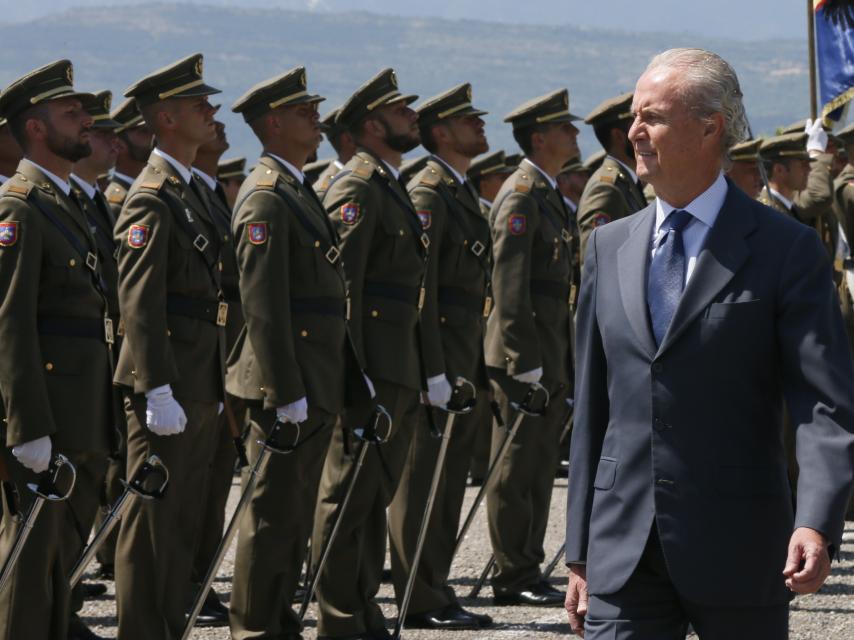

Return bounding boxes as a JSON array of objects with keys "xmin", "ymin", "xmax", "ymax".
[
  {"xmin": 805, "ymin": 118, "xmax": 828, "ymax": 154},
  {"xmin": 363, "ymin": 373, "xmax": 376, "ymax": 399},
  {"xmin": 513, "ymin": 367, "xmax": 543, "ymax": 384},
  {"xmin": 145, "ymin": 384, "xmax": 187, "ymax": 436},
  {"xmin": 276, "ymin": 397, "xmax": 308, "ymax": 424},
  {"xmin": 12, "ymin": 435, "xmax": 52, "ymax": 473},
  {"xmin": 426, "ymin": 374, "xmax": 453, "ymax": 407}
]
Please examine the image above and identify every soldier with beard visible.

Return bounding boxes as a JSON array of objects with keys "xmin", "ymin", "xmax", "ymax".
[
  {"xmin": 105, "ymin": 97, "xmax": 153, "ymax": 219},
  {"xmin": 312, "ymin": 68, "xmax": 449, "ymax": 640},
  {"xmin": 577, "ymin": 92, "xmax": 646, "ymax": 259},
  {"xmin": 0, "ymin": 118, "xmax": 23, "ymax": 185},
  {"xmin": 0, "ymin": 60, "xmax": 114, "ymax": 640}
]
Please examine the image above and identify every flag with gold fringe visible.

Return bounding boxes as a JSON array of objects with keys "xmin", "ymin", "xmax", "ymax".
[{"xmin": 815, "ymin": 0, "xmax": 854, "ymax": 121}]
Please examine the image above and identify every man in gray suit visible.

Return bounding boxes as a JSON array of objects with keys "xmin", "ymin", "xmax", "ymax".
[{"xmin": 565, "ymin": 47, "xmax": 854, "ymax": 639}]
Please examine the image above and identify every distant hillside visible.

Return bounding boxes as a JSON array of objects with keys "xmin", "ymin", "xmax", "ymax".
[{"xmin": 0, "ymin": 3, "xmax": 813, "ymax": 164}]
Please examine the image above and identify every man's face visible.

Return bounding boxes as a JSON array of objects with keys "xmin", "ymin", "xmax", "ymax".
[
  {"xmin": 726, "ymin": 160, "xmax": 761, "ymax": 199},
  {"xmin": 442, "ymin": 114, "xmax": 489, "ymax": 159},
  {"xmin": 375, "ymin": 100, "xmax": 420, "ymax": 153},
  {"xmin": 86, "ymin": 128, "xmax": 118, "ymax": 174},
  {"xmin": 629, "ymin": 69, "xmax": 717, "ymax": 187},
  {"xmin": 540, "ymin": 121, "xmax": 579, "ymax": 166},
  {"xmin": 122, "ymin": 125, "xmax": 153, "ymax": 163},
  {"xmin": 556, "ymin": 170, "xmax": 590, "ymax": 201},
  {"xmin": 174, "ymin": 96, "xmax": 216, "ymax": 146},
  {"xmin": 781, "ymin": 158, "xmax": 810, "ymax": 192},
  {"xmin": 0, "ymin": 124, "xmax": 23, "ymax": 166},
  {"xmin": 43, "ymin": 98, "xmax": 93, "ymax": 162},
  {"xmin": 197, "ymin": 119, "xmax": 230, "ymax": 157},
  {"xmin": 275, "ymin": 101, "xmax": 322, "ymax": 153},
  {"xmin": 221, "ymin": 177, "xmax": 242, "ymax": 210}
]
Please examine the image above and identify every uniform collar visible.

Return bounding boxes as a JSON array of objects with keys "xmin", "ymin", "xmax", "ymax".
[
  {"xmin": 267, "ymin": 152, "xmax": 305, "ymax": 184},
  {"xmin": 23, "ymin": 158, "xmax": 71, "ymax": 195},
  {"xmin": 381, "ymin": 159, "xmax": 400, "ymax": 180},
  {"xmin": 152, "ymin": 147, "xmax": 192, "ymax": 183},
  {"xmin": 192, "ymin": 167, "xmax": 218, "ymax": 191},
  {"xmin": 769, "ymin": 187, "xmax": 794, "ymax": 211},
  {"xmin": 562, "ymin": 194, "xmax": 578, "ymax": 213},
  {"xmin": 70, "ymin": 173, "xmax": 98, "ymax": 200},
  {"xmin": 480, "ymin": 196, "xmax": 493, "ymax": 209},
  {"xmin": 522, "ymin": 157, "xmax": 557, "ymax": 190},
  {"xmin": 432, "ymin": 154, "xmax": 466, "ymax": 185},
  {"xmin": 608, "ymin": 154, "xmax": 639, "ymax": 184},
  {"xmin": 112, "ymin": 170, "xmax": 135, "ymax": 186},
  {"xmin": 0, "ymin": 175, "xmax": 7, "ymax": 185},
  {"xmin": 333, "ymin": 159, "xmax": 345, "ymax": 170}
]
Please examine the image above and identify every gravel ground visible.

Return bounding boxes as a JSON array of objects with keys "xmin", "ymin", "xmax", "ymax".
[{"xmin": 79, "ymin": 476, "xmax": 854, "ymax": 639}]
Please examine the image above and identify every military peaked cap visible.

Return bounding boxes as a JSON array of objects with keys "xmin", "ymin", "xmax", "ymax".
[
  {"xmin": 468, "ymin": 150, "xmax": 513, "ymax": 180},
  {"xmin": 111, "ymin": 97, "xmax": 145, "ymax": 133},
  {"xmin": 337, "ymin": 68, "xmax": 417, "ymax": 126},
  {"xmin": 217, "ymin": 156, "xmax": 246, "ymax": 181},
  {"xmin": 416, "ymin": 83, "xmax": 487, "ymax": 127},
  {"xmin": 232, "ymin": 66, "xmax": 323, "ymax": 122},
  {"xmin": 504, "ymin": 89, "xmax": 580, "ymax": 129},
  {"xmin": 559, "ymin": 155, "xmax": 588, "ymax": 175},
  {"xmin": 0, "ymin": 59, "xmax": 94, "ymax": 120},
  {"xmin": 729, "ymin": 138, "xmax": 762, "ymax": 162},
  {"xmin": 584, "ymin": 91, "xmax": 633, "ymax": 127},
  {"xmin": 837, "ymin": 122, "xmax": 854, "ymax": 145},
  {"xmin": 82, "ymin": 90, "xmax": 120, "ymax": 129},
  {"xmin": 760, "ymin": 132, "xmax": 810, "ymax": 161},
  {"xmin": 124, "ymin": 53, "xmax": 220, "ymax": 108}
]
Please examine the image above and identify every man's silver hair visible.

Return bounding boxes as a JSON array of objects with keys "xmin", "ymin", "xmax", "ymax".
[{"xmin": 645, "ymin": 48, "xmax": 749, "ymax": 165}]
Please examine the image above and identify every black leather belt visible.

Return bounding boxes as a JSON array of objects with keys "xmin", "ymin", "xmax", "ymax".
[
  {"xmin": 291, "ymin": 296, "xmax": 348, "ymax": 319},
  {"xmin": 438, "ymin": 286, "xmax": 489, "ymax": 316},
  {"xmin": 38, "ymin": 316, "xmax": 114, "ymax": 344},
  {"xmin": 530, "ymin": 279, "xmax": 571, "ymax": 302},
  {"xmin": 166, "ymin": 294, "xmax": 228, "ymax": 327},
  {"xmin": 364, "ymin": 281, "xmax": 424, "ymax": 309}
]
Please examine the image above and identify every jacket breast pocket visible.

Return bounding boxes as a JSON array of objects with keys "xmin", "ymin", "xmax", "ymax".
[{"xmin": 593, "ymin": 457, "xmax": 618, "ymax": 490}]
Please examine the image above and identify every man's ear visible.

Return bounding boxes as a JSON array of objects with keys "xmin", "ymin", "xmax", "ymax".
[
  {"xmin": 25, "ymin": 116, "xmax": 47, "ymax": 143},
  {"xmin": 704, "ymin": 112, "xmax": 725, "ymax": 140}
]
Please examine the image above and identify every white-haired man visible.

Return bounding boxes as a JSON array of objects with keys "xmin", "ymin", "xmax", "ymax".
[{"xmin": 565, "ymin": 48, "xmax": 854, "ymax": 639}]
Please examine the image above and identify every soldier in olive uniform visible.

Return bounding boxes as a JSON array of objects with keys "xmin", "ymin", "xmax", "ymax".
[
  {"xmin": 758, "ymin": 133, "xmax": 814, "ymax": 218},
  {"xmin": 387, "ymin": 84, "xmax": 493, "ymax": 631},
  {"xmin": 313, "ymin": 106, "xmax": 357, "ymax": 198},
  {"xmin": 0, "ymin": 60, "xmax": 114, "ymax": 640},
  {"xmin": 577, "ymin": 92, "xmax": 646, "ymax": 259},
  {"xmin": 0, "ymin": 118, "xmax": 23, "ymax": 185},
  {"xmin": 726, "ymin": 138, "xmax": 762, "ymax": 199},
  {"xmin": 484, "ymin": 90, "xmax": 577, "ymax": 606},
  {"xmin": 105, "ymin": 97, "xmax": 153, "ymax": 219},
  {"xmin": 112, "ymin": 54, "xmax": 225, "ymax": 640},
  {"xmin": 188, "ymin": 111, "xmax": 243, "ymax": 628},
  {"xmin": 399, "ymin": 155, "xmax": 429, "ymax": 185},
  {"xmin": 216, "ymin": 156, "xmax": 246, "ymax": 209},
  {"xmin": 312, "ymin": 68, "xmax": 450, "ymax": 640},
  {"xmin": 225, "ymin": 67, "xmax": 369, "ymax": 640}
]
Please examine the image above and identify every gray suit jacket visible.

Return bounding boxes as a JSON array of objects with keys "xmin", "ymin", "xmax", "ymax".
[{"xmin": 566, "ymin": 179, "xmax": 854, "ymax": 607}]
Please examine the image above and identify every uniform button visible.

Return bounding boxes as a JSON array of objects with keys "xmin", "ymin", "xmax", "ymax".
[
  {"xmin": 440, "ymin": 316, "xmax": 446, "ymax": 323},
  {"xmin": 300, "ymin": 329, "xmax": 308, "ymax": 337},
  {"xmin": 259, "ymin": 386, "xmax": 265, "ymax": 392},
  {"xmin": 44, "ymin": 362, "xmax": 54, "ymax": 371},
  {"xmin": 68, "ymin": 258, "xmax": 76, "ymax": 267},
  {"xmin": 399, "ymin": 229, "xmax": 405, "ymax": 236},
  {"xmin": 371, "ymin": 310, "xmax": 379, "ymax": 318},
  {"xmin": 314, "ymin": 240, "xmax": 321, "ymax": 248},
  {"xmin": 166, "ymin": 329, "xmax": 171, "ymax": 337},
  {"xmin": 131, "ymin": 369, "xmax": 136, "ymax": 376},
  {"xmin": 651, "ymin": 362, "xmax": 663, "ymax": 373},
  {"xmin": 656, "ymin": 478, "xmax": 675, "ymax": 487}
]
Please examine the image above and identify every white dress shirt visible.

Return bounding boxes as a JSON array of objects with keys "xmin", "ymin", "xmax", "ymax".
[
  {"xmin": 522, "ymin": 158, "xmax": 557, "ymax": 189},
  {"xmin": 70, "ymin": 174, "xmax": 98, "ymax": 200},
  {"xmin": 112, "ymin": 170, "xmax": 136, "ymax": 186},
  {"xmin": 480, "ymin": 197, "xmax": 493, "ymax": 210},
  {"xmin": 768, "ymin": 187, "xmax": 795, "ymax": 212},
  {"xmin": 152, "ymin": 148, "xmax": 192, "ymax": 183},
  {"xmin": 563, "ymin": 195, "xmax": 578, "ymax": 214},
  {"xmin": 192, "ymin": 167, "xmax": 217, "ymax": 191},
  {"xmin": 268, "ymin": 153, "xmax": 306, "ymax": 184},
  {"xmin": 381, "ymin": 159, "xmax": 400, "ymax": 181},
  {"xmin": 22, "ymin": 158, "xmax": 71, "ymax": 196},
  {"xmin": 652, "ymin": 172, "xmax": 727, "ymax": 284},
  {"xmin": 433, "ymin": 155, "xmax": 467, "ymax": 185}
]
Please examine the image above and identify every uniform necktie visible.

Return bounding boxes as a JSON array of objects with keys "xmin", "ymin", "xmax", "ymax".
[{"xmin": 647, "ymin": 209, "xmax": 693, "ymax": 346}]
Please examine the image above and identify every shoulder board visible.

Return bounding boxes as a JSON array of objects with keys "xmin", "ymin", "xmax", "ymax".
[
  {"xmin": 513, "ymin": 171, "xmax": 534, "ymax": 194},
  {"xmin": 107, "ymin": 191, "xmax": 125, "ymax": 204},
  {"xmin": 137, "ymin": 173, "xmax": 166, "ymax": 192},
  {"xmin": 418, "ymin": 167, "xmax": 442, "ymax": 188},
  {"xmin": 255, "ymin": 178, "xmax": 276, "ymax": 190},
  {"xmin": 352, "ymin": 158, "xmax": 376, "ymax": 180},
  {"xmin": 599, "ymin": 174, "xmax": 616, "ymax": 185},
  {"xmin": 317, "ymin": 176, "xmax": 331, "ymax": 191},
  {"xmin": 1, "ymin": 182, "xmax": 32, "ymax": 199}
]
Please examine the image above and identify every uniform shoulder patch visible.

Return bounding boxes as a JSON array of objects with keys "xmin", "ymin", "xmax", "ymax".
[
  {"xmin": 138, "ymin": 176, "xmax": 165, "ymax": 192},
  {"xmin": 352, "ymin": 159, "xmax": 376, "ymax": 180},
  {"xmin": 3, "ymin": 183, "xmax": 31, "ymax": 198},
  {"xmin": 599, "ymin": 174, "xmax": 616, "ymax": 185},
  {"xmin": 0, "ymin": 221, "xmax": 19, "ymax": 246},
  {"xmin": 514, "ymin": 172, "xmax": 533, "ymax": 194},
  {"xmin": 127, "ymin": 223, "xmax": 149, "ymax": 248},
  {"xmin": 592, "ymin": 212, "xmax": 611, "ymax": 227},
  {"xmin": 508, "ymin": 213, "xmax": 527, "ymax": 235},
  {"xmin": 255, "ymin": 178, "xmax": 276, "ymax": 190},
  {"xmin": 417, "ymin": 210, "xmax": 432, "ymax": 229},
  {"xmin": 340, "ymin": 202, "xmax": 361, "ymax": 225},
  {"xmin": 247, "ymin": 222, "xmax": 268, "ymax": 245}
]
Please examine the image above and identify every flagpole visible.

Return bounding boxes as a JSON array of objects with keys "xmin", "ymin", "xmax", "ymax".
[{"xmin": 808, "ymin": 0, "xmax": 818, "ymax": 120}]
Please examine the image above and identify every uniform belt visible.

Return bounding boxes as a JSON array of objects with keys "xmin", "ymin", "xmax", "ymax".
[
  {"xmin": 222, "ymin": 284, "xmax": 241, "ymax": 301},
  {"xmin": 38, "ymin": 316, "xmax": 114, "ymax": 344},
  {"xmin": 437, "ymin": 286, "xmax": 487, "ymax": 315},
  {"xmin": 291, "ymin": 296, "xmax": 348, "ymax": 318},
  {"xmin": 166, "ymin": 294, "xmax": 228, "ymax": 327},
  {"xmin": 530, "ymin": 279, "xmax": 571, "ymax": 301},
  {"xmin": 364, "ymin": 281, "xmax": 422, "ymax": 307}
]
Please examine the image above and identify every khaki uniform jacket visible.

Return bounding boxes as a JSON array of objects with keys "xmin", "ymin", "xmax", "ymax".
[
  {"xmin": 794, "ymin": 153, "xmax": 834, "ymax": 222},
  {"xmin": 313, "ymin": 160, "xmax": 344, "ymax": 200},
  {"xmin": 226, "ymin": 155, "xmax": 363, "ymax": 414},
  {"xmin": 484, "ymin": 164, "xmax": 574, "ymax": 391},
  {"xmin": 324, "ymin": 149, "xmax": 436, "ymax": 391},
  {"xmin": 758, "ymin": 187, "xmax": 799, "ymax": 218},
  {"xmin": 0, "ymin": 161, "xmax": 113, "ymax": 453},
  {"xmin": 833, "ymin": 164, "xmax": 854, "ymax": 250},
  {"xmin": 113, "ymin": 153, "xmax": 224, "ymax": 402},
  {"xmin": 194, "ymin": 174, "xmax": 245, "ymax": 351},
  {"xmin": 408, "ymin": 158, "xmax": 491, "ymax": 386},
  {"xmin": 577, "ymin": 156, "xmax": 646, "ymax": 259},
  {"xmin": 105, "ymin": 173, "xmax": 133, "ymax": 220}
]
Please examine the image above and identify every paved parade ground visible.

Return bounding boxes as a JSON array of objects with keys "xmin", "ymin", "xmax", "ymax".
[{"xmin": 77, "ymin": 477, "xmax": 854, "ymax": 639}]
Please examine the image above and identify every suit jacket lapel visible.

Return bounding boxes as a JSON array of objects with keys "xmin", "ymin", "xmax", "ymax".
[
  {"xmin": 617, "ymin": 204, "xmax": 658, "ymax": 358},
  {"xmin": 657, "ymin": 183, "xmax": 756, "ymax": 354}
]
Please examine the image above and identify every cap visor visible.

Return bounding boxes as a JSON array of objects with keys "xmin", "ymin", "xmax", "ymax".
[{"xmin": 173, "ymin": 83, "xmax": 222, "ymax": 99}]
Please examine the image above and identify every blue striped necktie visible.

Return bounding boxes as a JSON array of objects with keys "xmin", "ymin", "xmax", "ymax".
[{"xmin": 647, "ymin": 209, "xmax": 693, "ymax": 346}]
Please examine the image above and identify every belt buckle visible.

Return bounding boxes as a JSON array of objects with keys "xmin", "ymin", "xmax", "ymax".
[
  {"xmin": 216, "ymin": 302, "xmax": 229, "ymax": 327},
  {"xmin": 482, "ymin": 295, "xmax": 493, "ymax": 318},
  {"xmin": 346, "ymin": 297, "xmax": 351, "ymax": 321},
  {"xmin": 418, "ymin": 287, "xmax": 426, "ymax": 312},
  {"xmin": 103, "ymin": 317, "xmax": 114, "ymax": 344},
  {"xmin": 569, "ymin": 284, "xmax": 578, "ymax": 307},
  {"xmin": 325, "ymin": 246, "xmax": 341, "ymax": 264},
  {"xmin": 471, "ymin": 240, "xmax": 486, "ymax": 257},
  {"xmin": 85, "ymin": 251, "xmax": 98, "ymax": 271},
  {"xmin": 420, "ymin": 233, "xmax": 430, "ymax": 250},
  {"xmin": 193, "ymin": 234, "xmax": 210, "ymax": 252}
]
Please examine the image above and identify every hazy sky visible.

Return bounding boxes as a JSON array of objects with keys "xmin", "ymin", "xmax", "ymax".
[{"xmin": 0, "ymin": 0, "xmax": 809, "ymax": 42}]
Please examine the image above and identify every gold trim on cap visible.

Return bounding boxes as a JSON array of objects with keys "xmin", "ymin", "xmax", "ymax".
[
  {"xmin": 114, "ymin": 114, "xmax": 144, "ymax": 133},
  {"xmin": 479, "ymin": 162, "xmax": 508, "ymax": 175},
  {"xmin": 91, "ymin": 113, "xmax": 111, "ymax": 122},
  {"xmin": 29, "ymin": 85, "xmax": 74, "ymax": 104},
  {"xmin": 218, "ymin": 170, "xmax": 244, "ymax": 179},
  {"xmin": 776, "ymin": 150, "xmax": 810, "ymax": 158},
  {"xmin": 536, "ymin": 109, "xmax": 571, "ymax": 123},
  {"xmin": 437, "ymin": 102, "xmax": 472, "ymax": 119},
  {"xmin": 367, "ymin": 90, "xmax": 400, "ymax": 111},
  {"xmin": 269, "ymin": 90, "xmax": 309, "ymax": 109},
  {"xmin": 158, "ymin": 78, "xmax": 204, "ymax": 101}
]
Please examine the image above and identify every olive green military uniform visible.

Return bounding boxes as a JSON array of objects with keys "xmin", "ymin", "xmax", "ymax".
[
  {"xmin": 483, "ymin": 91, "xmax": 575, "ymax": 594},
  {"xmin": 112, "ymin": 54, "xmax": 225, "ymax": 640},
  {"xmin": 105, "ymin": 97, "xmax": 148, "ymax": 220},
  {"xmin": 388, "ymin": 84, "xmax": 494, "ymax": 618},
  {"xmin": 225, "ymin": 69, "xmax": 367, "ymax": 640},
  {"xmin": 0, "ymin": 60, "xmax": 114, "ymax": 640},
  {"xmin": 576, "ymin": 92, "xmax": 645, "ymax": 259},
  {"xmin": 313, "ymin": 107, "xmax": 348, "ymax": 199},
  {"xmin": 832, "ymin": 144, "xmax": 854, "ymax": 355},
  {"xmin": 312, "ymin": 68, "xmax": 444, "ymax": 638},
  {"xmin": 313, "ymin": 159, "xmax": 345, "ymax": 199}
]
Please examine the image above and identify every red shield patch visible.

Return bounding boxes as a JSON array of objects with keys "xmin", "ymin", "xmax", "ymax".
[
  {"xmin": 0, "ymin": 221, "xmax": 18, "ymax": 247},
  {"xmin": 341, "ymin": 203, "xmax": 360, "ymax": 225},
  {"xmin": 127, "ymin": 224, "xmax": 149, "ymax": 248},
  {"xmin": 417, "ymin": 210, "xmax": 432, "ymax": 230},
  {"xmin": 592, "ymin": 212, "xmax": 611, "ymax": 227},
  {"xmin": 248, "ymin": 222, "xmax": 268, "ymax": 245},
  {"xmin": 508, "ymin": 213, "xmax": 526, "ymax": 235}
]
